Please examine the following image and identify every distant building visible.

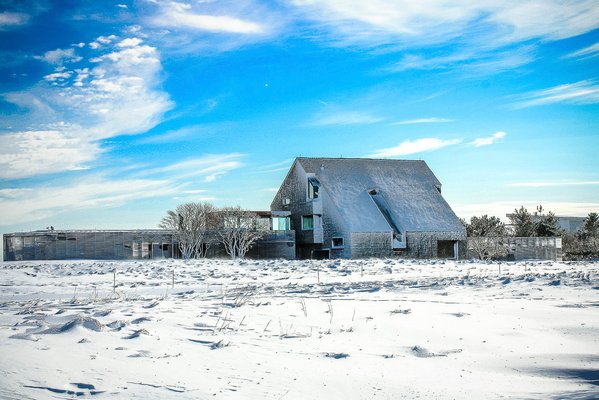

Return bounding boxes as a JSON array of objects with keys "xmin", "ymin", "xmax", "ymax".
[
  {"xmin": 556, "ymin": 216, "xmax": 586, "ymax": 233},
  {"xmin": 505, "ymin": 214, "xmax": 587, "ymax": 234},
  {"xmin": 271, "ymin": 157, "xmax": 466, "ymax": 259},
  {"xmin": 2, "ymin": 211, "xmax": 295, "ymax": 261}
]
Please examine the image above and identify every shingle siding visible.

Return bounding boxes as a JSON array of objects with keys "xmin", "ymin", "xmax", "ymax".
[{"xmin": 272, "ymin": 157, "xmax": 466, "ymax": 259}]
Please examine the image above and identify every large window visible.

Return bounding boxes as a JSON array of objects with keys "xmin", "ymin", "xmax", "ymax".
[
  {"xmin": 271, "ymin": 217, "xmax": 289, "ymax": 231},
  {"xmin": 302, "ymin": 215, "xmax": 314, "ymax": 230}
]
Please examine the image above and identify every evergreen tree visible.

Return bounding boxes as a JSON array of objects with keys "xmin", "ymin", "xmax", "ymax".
[
  {"xmin": 464, "ymin": 215, "xmax": 507, "ymax": 237},
  {"xmin": 535, "ymin": 211, "xmax": 561, "ymax": 237},
  {"xmin": 509, "ymin": 206, "xmax": 535, "ymax": 237},
  {"xmin": 579, "ymin": 212, "xmax": 599, "ymax": 239}
]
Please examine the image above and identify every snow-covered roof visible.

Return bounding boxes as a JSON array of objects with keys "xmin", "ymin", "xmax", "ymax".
[{"xmin": 296, "ymin": 157, "xmax": 465, "ymax": 233}]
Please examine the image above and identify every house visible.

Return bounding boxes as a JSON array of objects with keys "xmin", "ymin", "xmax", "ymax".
[{"xmin": 270, "ymin": 157, "xmax": 466, "ymax": 259}]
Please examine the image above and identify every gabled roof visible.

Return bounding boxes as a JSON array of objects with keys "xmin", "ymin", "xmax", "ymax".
[{"xmin": 296, "ymin": 157, "xmax": 465, "ymax": 233}]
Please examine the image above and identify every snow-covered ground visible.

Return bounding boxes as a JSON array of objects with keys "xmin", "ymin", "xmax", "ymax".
[{"xmin": 0, "ymin": 259, "xmax": 597, "ymax": 399}]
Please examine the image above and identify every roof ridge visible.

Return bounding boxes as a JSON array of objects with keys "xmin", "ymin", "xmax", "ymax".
[{"xmin": 296, "ymin": 157, "xmax": 424, "ymax": 162}]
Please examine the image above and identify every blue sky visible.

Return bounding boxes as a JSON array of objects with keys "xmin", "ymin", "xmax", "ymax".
[{"xmin": 1, "ymin": 0, "xmax": 598, "ymax": 237}]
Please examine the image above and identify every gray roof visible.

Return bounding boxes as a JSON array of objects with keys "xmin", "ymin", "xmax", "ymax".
[{"xmin": 296, "ymin": 157, "xmax": 465, "ymax": 233}]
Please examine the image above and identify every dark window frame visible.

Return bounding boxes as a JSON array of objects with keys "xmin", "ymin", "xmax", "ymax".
[{"xmin": 332, "ymin": 237, "xmax": 344, "ymax": 249}]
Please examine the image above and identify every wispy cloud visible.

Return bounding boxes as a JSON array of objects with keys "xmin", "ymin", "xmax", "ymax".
[
  {"xmin": 488, "ymin": 1, "xmax": 599, "ymax": 42},
  {"xmin": 1, "ymin": 35, "xmax": 173, "ymax": 179},
  {"xmin": 392, "ymin": 117, "xmax": 453, "ymax": 125},
  {"xmin": 0, "ymin": 177, "xmax": 184, "ymax": 226},
  {"xmin": 150, "ymin": 2, "xmax": 264, "ymax": 34},
  {"xmin": 512, "ymin": 80, "xmax": 599, "ymax": 108},
  {"xmin": 0, "ymin": 131, "xmax": 100, "ymax": 179},
  {"xmin": 564, "ymin": 42, "xmax": 599, "ymax": 59},
  {"xmin": 137, "ymin": 124, "xmax": 224, "ymax": 144},
  {"xmin": 144, "ymin": 0, "xmax": 283, "ymax": 53},
  {"xmin": 369, "ymin": 137, "xmax": 461, "ymax": 157},
  {"xmin": 0, "ymin": 153, "xmax": 244, "ymax": 225},
  {"xmin": 140, "ymin": 153, "xmax": 244, "ymax": 182},
  {"xmin": 34, "ymin": 47, "xmax": 82, "ymax": 65},
  {"xmin": 292, "ymin": 1, "xmax": 599, "ymax": 46},
  {"xmin": 470, "ymin": 131, "xmax": 506, "ymax": 147},
  {"xmin": 508, "ymin": 180, "xmax": 599, "ymax": 188},
  {"xmin": 308, "ymin": 111, "xmax": 384, "ymax": 126},
  {"xmin": 252, "ymin": 158, "xmax": 295, "ymax": 173},
  {"xmin": 0, "ymin": 12, "xmax": 29, "ymax": 29},
  {"xmin": 387, "ymin": 45, "xmax": 536, "ymax": 75}
]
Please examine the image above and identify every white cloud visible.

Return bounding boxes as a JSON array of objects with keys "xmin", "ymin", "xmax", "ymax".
[
  {"xmin": 0, "ymin": 12, "xmax": 29, "ymax": 29},
  {"xmin": 140, "ymin": 153, "xmax": 244, "ymax": 182},
  {"xmin": 369, "ymin": 137, "xmax": 461, "ymax": 157},
  {"xmin": 387, "ymin": 45, "xmax": 536, "ymax": 75},
  {"xmin": 43, "ymin": 71, "xmax": 73, "ymax": 83},
  {"xmin": 150, "ymin": 1, "xmax": 264, "ymax": 34},
  {"xmin": 292, "ymin": 1, "xmax": 599, "ymax": 46},
  {"xmin": 392, "ymin": 117, "xmax": 453, "ymax": 125},
  {"xmin": 470, "ymin": 131, "xmax": 506, "ymax": 147},
  {"xmin": 308, "ymin": 111, "xmax": 384, "ymax": 126},
  {"xmin": 252, "ymin": 158, "xmax": 295, "ymax": 174},
  {"xmin": 0, "ymin": 153, "xmax": 243, "ymax": 225},
  {"xmin": 34, "ymin": 48, "xmax": 82, "ymax": 65},
  {"xmin": 0, "ymin": 177, "xmax": 184, "ymax": 226},
  {"xmin": 96, "ymin": 35, "xmax": 117, "ymax": 44},
  {"xmin": 117, "ymin": 38, "xmax": 143, "ymax": 48},
  {"xmin": 488, "ymin": 1, "xmax": 599, "ymax": 42},
  {"xmin": 512, "ymin": 80, "xmax": 599, "ymax": 108},
  {"xmin": 143, "ymin": 1, "xmax": 285, "ymax": 53},
  {"xmin": 137, "ymin": 124, "xmax": 215, "ymax": 144},
  {"xmin": 0, "ymin": 130, "xmax": 100, "ymax": 179},
  {"xmin": 564, "ymin": 42, "xmax": 599, "ymax": 59},
  {"xmin": 1, "ymin": 36, "xmax": 173, "ymax": 179},
  {"xmin": 508, "ymin": 180, "xmax": 599, "ymax": 188}
]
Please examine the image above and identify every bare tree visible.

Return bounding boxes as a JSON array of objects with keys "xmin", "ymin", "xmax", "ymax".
[
  {"xmin": 467, "ymin": 237, "xmax": 509, "ymax": 260},
  {"xmin": 159, "ymin": 202, "xmax": 217, "ymax": 259},
  {"xmin": 217, "ymin": 206, "xmax": 264, "ymax": 259},
  {"xmin": 463, "ymin": 215, "xmax": 509, "ymax": 260}
]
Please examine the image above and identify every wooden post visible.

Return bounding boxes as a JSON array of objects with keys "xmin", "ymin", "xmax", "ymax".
[
  {"xmin": 317, "ymin": 265, "xmax": 320, "ymax": 285},
  {"xmin": 172, "ymin": 270, "xmax": 175, "ymax": 288}
]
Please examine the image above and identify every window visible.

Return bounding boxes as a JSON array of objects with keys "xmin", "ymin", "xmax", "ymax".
[
  {"xmin": 307, "ymin": 177, "xmax": 320, "ymax": 200},
  {"xmin": 271, "ymin": 217, "xmax": 289, "ymax": 231},
  {"xmin": 302, "ymin": 215, "xmax": 314, "ymax": 230},
  {"xmin": 256, "ymin": 218, "xmax": 271, "ymax": 231},
  {"xmin": 332, "ymin": 237, "xmax": 344, "ymax": 249}
]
